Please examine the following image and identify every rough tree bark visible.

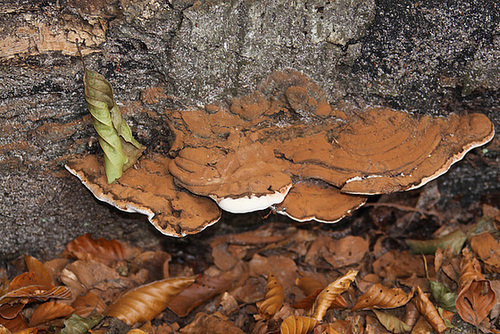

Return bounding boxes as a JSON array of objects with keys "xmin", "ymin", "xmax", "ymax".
[{"xmin": 0, "ymin": 0, "xmax": 498, "ymax": 260}]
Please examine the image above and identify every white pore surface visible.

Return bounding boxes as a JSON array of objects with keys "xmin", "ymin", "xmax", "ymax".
[{"xmin": 212, "ymin": 185, "xmax": 292, "ymax": 214}]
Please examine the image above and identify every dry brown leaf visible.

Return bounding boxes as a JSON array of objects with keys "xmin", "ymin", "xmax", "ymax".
[
  {"xmin": 373, "ymin": 251, "xmax": 425, "ymax": 279},
  {"xmin": 456, "ymin": 248, "xmax": 496, "ymax": 326},
  {"xmin": 130, "ymin": 251, "xmax": 171, "ymax": 282},
  {"xmin": 352, "ymin": 283, "xmax": 414, "ymax": 311},
  {"xmin": 0, "ymin": 313, "xmax": 28, "ymax": 333},
  {"xmin": 71, "ymin": 291, "xmax": 107, "ymax": 317},
  {"xmin": 24, "ymin": 256, "xmax": 52, "ymax": 286},
  {"xmin": 166, "ymin": 275, "xmax": 229, "ymax": 317},
  {"xmin": 305, "ymin": 236, "xmax": 368, "ymax": 269},
  {"xmin": 28, "ymin": 301, "xmax": 74, "ymax": 326},
  {"xmin": 410, "ymin": 316, "xmax": 434, "ymax": 334},
  {"xmin": 456, "ymin": 279, "xmax": 496, "ymax": 327},
  {"xmin": 296, "ymin": 277, "xmax": 324, "ymax": 297},
  {"xmin": 404, "ymin": 301, "xmax": 419, "ymax": 328},
  {"xmin": 470, "ymin": 232, "xmax": 500, "ymax": 272},
  {"xmin": 459, "ymin": 248, "xmax": 484, "ymax": 287},
  {"xmin": 126, "ymin": 330, "xmax": 147, "ymax": 334},
  {"xmin": 105, "ymin": 276, "xmax": 195, "ymax": 325},
  {"xmin": 293, "ymin": 289, "xmax": 347, "ymax": 310},
  {"xmin": 280, "ymin": 315, "xmax": 318, "ymax": 334},
  {"xmin": 372, "ymin": 309, "xmax": 411, "ymax": 333},
  {"xmin": 256, "ymin": 272, "xmax": 285, "ymax": 319},
  {"xmin": 179, "ymin": 312, "xmax": 245, "ymax": 333},
  {"xmin": 414, "ymin": 286, "xmax": 447, "ymax": 334},
  {"xmin": 311, "ymin": 270, "xmax": 358, "ymax": 321},
  {"xmin": 62, "ymin": 234, "xmax": 139, "ymax": 265},
  {"xmin": 0, "ymin": 304, "xmax": 24, "ymax": 320},
  {"xmin": 219, "ymin": 292, "xmax": 239, "ymax": 315},
  {"xmin": 10, "ymin": 329, "xmax": 38, "ymax": 334}
]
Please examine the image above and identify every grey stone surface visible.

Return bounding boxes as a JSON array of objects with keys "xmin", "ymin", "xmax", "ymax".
[{"xmin": 0, "ymin": 0, "xmax": 498, "ymax": 260}]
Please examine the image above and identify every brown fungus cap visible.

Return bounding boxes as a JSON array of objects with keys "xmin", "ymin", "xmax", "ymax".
[
  {"xmin": 65, "ymin": 154, "xmax": 221, "ymax": 237},
  {"xmin": 273, "ymin": 181, "xmax": 367, "ymax": 223},
  {"xmin": 168, "ymin": 70, "xmax": 494, "ymax": 213},
  {"xmin": 68, "ymin": 70, "xmax": 495, "ymax": 232}
]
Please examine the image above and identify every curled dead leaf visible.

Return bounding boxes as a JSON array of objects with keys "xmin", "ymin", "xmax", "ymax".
[
  {"xmin": 311, "ymin": 270, "xmax": 358, "ymax": 321},
  {"xmin": 62, "ymin": 234, "xmax": 139, "ymax": 265},
  {"xmin": 414, "ymin": 286, "xmax": 447, "ymax": 334},
  {"xmin": 256, "ymin": 272, "xmax": 285, "ymax": 319},
  {"xmin": 104, "ymin": 276, "xmax": 195, "ymax": 325},
  {"xmin": 456, "ymin": 248, "xmax": 496, "ymax": 326},
  {"xmin": 352, "ymin": 283, "xmax": 414, "ymax": 311},
  {"xmin": 280, "ymin": 315, "xmax": 318, "ymax": 334}
]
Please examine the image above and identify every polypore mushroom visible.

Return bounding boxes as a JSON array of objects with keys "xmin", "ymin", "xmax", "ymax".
[
  {"xmin": 168, "ymin": 69, "xmax": 494, "ymax": 221},
  {"xmin": 66, "ymin": 154, "xmax": 221, "ymax": 237},
  {"xmin": 68, "ymin": 69, "xmax": 494, "ymax": 234}
]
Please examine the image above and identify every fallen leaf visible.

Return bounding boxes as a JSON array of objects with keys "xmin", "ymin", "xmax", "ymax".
[
  {"xmin": 456, "ymin": 248, "xmax": 496, "ymax": 326},
  {"xmin": 0, "ymin": 313, "xmax": 28, "ymax": 333},
  {"xmin": 62, "ymin": 234, "xmax": 139, "ymax": 265},
  {"xmin": 256, "ymin": 272, "xmax": 285, "ymax": 319},
  {"xmin": 24, "ymin": 256, "xmax": 52, "ymax": 286},
  {"xmin": 60, "ymin": 314, "xmax": 103, "ymax": 334},
  {"xmin": 352, "ymin": 283, "xmax": 414, "ymax": 311},
  {"xmin": 280, "ymin": 315, "xmax": 318, "ymax": 334},
  {"xmin": 295, "ymin": 276, "xmax": 325, "ymax": 297},
  {"xmin": 373, "ymin": 251, "xmax": 425, "ymax": 279},
  {"xmin": 311, "ymin": 270, "xmax": 357, "ymax": 321},
  {"xmin": 179, "ymin": 312, "xmax": 245, "ymax": 333},
  {"xmin": 406, "ymin": 229, "xmax": 466, "ymax": 255},
  {"xmin": 166, "ymin": 275, "xmax": 229, "ymax": 317},
  {"xmin": 470, "ymin": 232, "xmax": 500, "ymax": 272},
  {"xmin": 428, "ymin": 280, "xmax": 457, "ymax": 312},
  {"xmin": 305, "ymin": 236, "xmax": 368, "ymax": 269},
  {"xmin": 372, "ymin": 309, "xmax": 411, "ymax": 333},
  {"xmin": 105, "ymin": 276, "xmax": 195, "ymax": 325},
  {"xmin": 71, "ymin": 291, "xmax": 107, "ymax": 317},
  {"xmin": 414, "ymin": 286, "xmax": 447, "ymax": 334},
  {"xmin": 410, "ymin": 316, "xmax": 434, "ymax": 334},
  {"xmin": 29, "ymin": 301, "xmax": 74, "ymax": 326}
]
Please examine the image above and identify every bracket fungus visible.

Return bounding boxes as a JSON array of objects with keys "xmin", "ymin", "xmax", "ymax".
[{"xmin": 67, "ymin": 69, "xmax": 494, "ymax": 237}]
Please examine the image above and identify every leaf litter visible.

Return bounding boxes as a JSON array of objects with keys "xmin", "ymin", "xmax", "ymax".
[{"xmin": 0, "ymin": 198, "xmax": 499, "ymax": 333}]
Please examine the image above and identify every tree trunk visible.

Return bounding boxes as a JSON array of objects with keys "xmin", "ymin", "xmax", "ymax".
[{"xmin": 0, "ymin": 0, "xmax": 498, "ymax": 260}]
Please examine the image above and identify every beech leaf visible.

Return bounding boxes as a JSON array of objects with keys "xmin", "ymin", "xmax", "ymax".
[
  {"xmin": 414, "ymin": 286, "xmax": 447, "ymax": 334},
  {"xmin": 428, "ymin": 280, "xmax": 457, "ymax": 312},
  {"xmin": 84, "ymin": 69, "xmax": 145, "ymax": 183},
  {"xmin": 372, "ymin": 310, "xmax": 411, "ymax": 333},
  {"xmin": 62, "ymin": 233, "xmax": 139, "ymax": 265},
  {"xmin": 280, "ymin": 315, "xmax": 318, "ymax": 334},
  {"xmin": 28, "ymin": 301, "xmax": 74, "ymax": 326},
  {"xmin": 256, "ymin": 272, "xmax": 285, "ymax": 319},
  {"xmin": 406, "ymin": 229, "xmax": 466, "ymax": 255},
  {"xmin": 104, "ymin": 276, "xmax": 195, "ymax": 325},
  {"xmin": 456, "ymin": 248, "xmax": 496, "ymax": 326},
  {"xmin": 352, "ymin": 283, "xmax": 414, "ymax": 311},
  {"xmin": 60, "ymin": 314, "xmax": 103, "ymax": 334},
  {"xmin": 167, "ymin": 275, "xmax": 228, "ymax": 317},
  {"xmin": 311, "ymin": 270, "xmax": 357, "ymax": 321},
  {"xmin": 179, "ymin": 312, "xmax": 245, "ymax": 333}
]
